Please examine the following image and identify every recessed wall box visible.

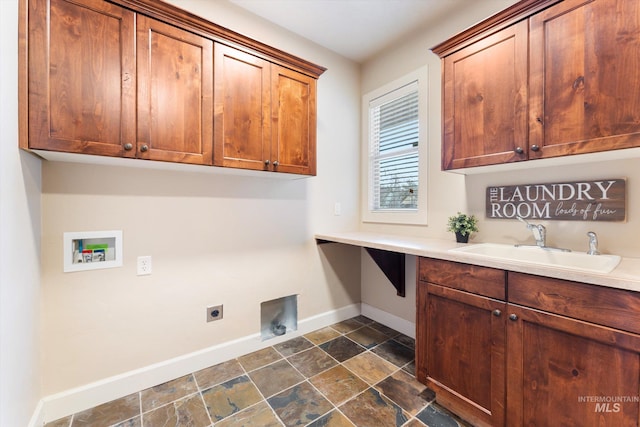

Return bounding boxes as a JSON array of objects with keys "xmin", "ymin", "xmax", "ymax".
[
  {"xmin": 63, "ymin": 230, "xmax": 123, "ymax": 272},
  {"xmin": 260, "ymin": 295, "xmax": 298, "ymax": 341}
]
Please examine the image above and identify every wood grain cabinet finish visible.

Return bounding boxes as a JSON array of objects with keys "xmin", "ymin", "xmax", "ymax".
[
  {"xmin": 508, "ymin": 271, "xmax": 640, "ymax": 335},
  {"xmin": 434, "ymin": 0, "xmax": 640, "ymax": 170},
  {"xmin": 214, "ymin": 43, "xmax": 271, "ymax": 171},
  {"xmin": 529, "ymin": 0, "xmax": 640, "ymax": 159},
  {"xmin": 417, "ymin": 257, "xmax": 640, "ymax": 426},
  {"xmin": 416, "ymin": 258, "xmax": 506, "ymax": 427},
  {"xmin": 441, "ymin": 21, "xmax": 528, "ymax": 170},
  {"xmin": 270, "ymin": 65, "xmax": 316, "ymax": 175},
  {"xmin": 506, "ymin": 302, "xmax": 640, "ymax": 426},
  {"xmin": 28, "ymin": 0, "xmax": 136, "ymax": 157},
  {"xmin": 213, "ymin": 45, "xmax": 317, "ymax": 175},
  {"xmin": 137, "ymin": 15, "xmax": 213, "ymax": 165},
  {"xmin": 23, "ymin": 0, "xmax": 324, "ymax": 174},
  {"xmin": 28, "ymin": 0, "xmax": 212, "ymax": 164}
]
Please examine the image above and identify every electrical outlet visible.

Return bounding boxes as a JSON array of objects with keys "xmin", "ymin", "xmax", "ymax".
[
  {"xmin": 334, "ymin": 202, "xmax": 342, "ymax": 216},
  {"xmin": 137, "ymin": 256, "xmax": 152, "ymax": 276},
  {"xmin": 207, "ymin": 305, "xmax": 223, "ymax": 322}
]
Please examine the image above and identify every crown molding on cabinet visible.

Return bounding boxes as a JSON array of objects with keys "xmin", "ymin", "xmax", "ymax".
[
  {"xmin": 114, "ymin": 0, "xmax": 327, "ymax": 78},
  {"xmin": 431, "ymin": 0, "xmax": 561, "ymax": 57}
]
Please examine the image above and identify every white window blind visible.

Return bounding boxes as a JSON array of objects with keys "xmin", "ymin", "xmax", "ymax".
[{"xmin": 369, "ymin": 82, "xmax": 419, "ymax": 211}]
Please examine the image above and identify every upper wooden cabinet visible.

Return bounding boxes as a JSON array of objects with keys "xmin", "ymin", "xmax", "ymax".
[
  {"xmin": 27, "ymin": 0, "xmax": 137, "ymax": 157},
  {"xmin": 214, "ymin": 44, "xmax": 317, "ymax": 175},
  {"xmin": 137, "ymin": 15, "xmax": 213, "ymax": 165},
  {"xmin": 22, "ymin": 0, "xmax": 325, "ymax": 175},
  {"xmin": 528, "ymin": 0, "xmax": 640, "ymax": 159},
  {"xmin": 214, "ymin": 44, "xmax": 271, "ymax": 172},
  {"xmin": 433, "ymin": 0, "xmax": 640, "ymax": 170},
  {"xmin": 271, "ymin": 65, "xmax": 317, "ymax": 175},
  {"xmin": 441, "ymin": 21, "xmax": 528, "ymax": 169}
]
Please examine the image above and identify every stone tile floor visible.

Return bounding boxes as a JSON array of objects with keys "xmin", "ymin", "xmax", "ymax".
[{"xmin": 44, "ymin": 316, "xmax": 470, "ymax": 427}]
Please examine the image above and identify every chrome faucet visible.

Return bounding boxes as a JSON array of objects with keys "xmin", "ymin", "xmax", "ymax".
[
  {"xmin": 516, "ymin": 215, "xmax": 546, "ymax": 247},
  {"xmin": 515, "ymin": 216, "xmax": 571, "ymax": 252},
  {"xmin": 587, "ymin": 231, "xmax": 600, "ymax": 255}
]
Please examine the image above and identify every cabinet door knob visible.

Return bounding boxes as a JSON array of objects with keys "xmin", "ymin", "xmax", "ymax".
[
  {"xmin": 531, "ymin": 145, "xmax": 540, "ymax": 152},
  {"xmin": 140, "ymin": 144, "xmax": 149, "ymax": 152},
  {"xmin": 515, "ymin": 147, "xmax": 524, "ymax": 154},
  {"xmin": 264, "ymin": 160, "xmax": 270, "ymax": 166},
  {"xmin": 492, "ymin": 309, "xmax": 502, "ymax": 317},
  {"xmin": 273, "ymin": 161, "xmax": 279, "ymax": 167},
  {"xmin": 124, "ymin": 143, "xmax": 133, "ymax": 151},
  {"xmin": 509, "ymin": 313, "xmax": 518, "ymax": 321}
]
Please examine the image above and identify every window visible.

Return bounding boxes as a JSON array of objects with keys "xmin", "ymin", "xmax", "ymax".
[{"xmin": 362, "ymin": 67, "xmax": 428, "ymax": 224}]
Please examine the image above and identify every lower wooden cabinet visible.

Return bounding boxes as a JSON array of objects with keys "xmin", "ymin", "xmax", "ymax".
[
  {"xmin": 506, "ymin": 303, "xmax": 640, "ymax": 426},
  {"xmin": 417, "ymin": 257, "xmax": 640, "ymax": 427},
  {"xmin": 417, "ymin": 282, "xmax": 506, "ymax": 427}
]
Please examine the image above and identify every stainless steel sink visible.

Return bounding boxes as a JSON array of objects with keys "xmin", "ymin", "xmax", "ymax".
[{"xmin": 450, "ymin": 243, "xmax": 621, "ymax": 274}]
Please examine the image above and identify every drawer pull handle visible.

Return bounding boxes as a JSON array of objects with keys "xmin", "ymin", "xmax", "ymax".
[
  {"xmin": 492, "ymin": 309, "xmax": 502, "ymax": 317},
  {"xmin": 509, "ymin": 313, "xmax": 518, "ymax": 321}
]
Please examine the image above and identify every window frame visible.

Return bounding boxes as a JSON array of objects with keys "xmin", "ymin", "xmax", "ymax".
[{"xmin": 361, "ymin": 66, "xmax": 428, "ymax": 225}]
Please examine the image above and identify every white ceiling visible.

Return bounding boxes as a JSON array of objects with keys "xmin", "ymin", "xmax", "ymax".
[{"xmin": 228, "ymin": 0, "xmax": 471, "ymax": 63}]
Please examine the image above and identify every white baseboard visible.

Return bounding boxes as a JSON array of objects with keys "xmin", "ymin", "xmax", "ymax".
[
  {"xmin": 361, "ymin": 303, "xmax": 416, "ymax": 339},
  {"xmin": 27, "ymin": 399, "xmax": 45, "ymax": 427},
  {"xmin": 37, "ymin": 303, "xmax": 361, "ymax": 424}
]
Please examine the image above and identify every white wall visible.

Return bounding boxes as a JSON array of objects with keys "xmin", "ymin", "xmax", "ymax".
[
  {"xmin": 360, "ymin": 0, "xmax": 640, "ymax": 323},
  {"xmin": 0, "ymin": 0, "xmax": 44, "ymax": 425},
  {"xmin": 40, "ymin": 0, "xmax": 362, "ymax": 397}
]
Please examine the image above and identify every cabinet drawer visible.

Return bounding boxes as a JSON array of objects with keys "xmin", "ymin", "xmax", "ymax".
[
  {"xmin": 418, "ymin": 258, "xmax": 505, "ymax": 300},
  {"xmin": 509, "ymin": 272, "xmax": 640, "ymax": 335}
]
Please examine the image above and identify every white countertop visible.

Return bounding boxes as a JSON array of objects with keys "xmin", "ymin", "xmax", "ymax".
[{"xmin": 315, "ymin": 231, "xmax": 640, "ymax": 293}]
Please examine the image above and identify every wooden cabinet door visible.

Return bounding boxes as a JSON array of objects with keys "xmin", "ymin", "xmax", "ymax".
[
  {"xmin": 137, "ymin": 16, "xmax": 213, "ymax": 165},
  {"xmin": 529, "ymin": 0, "xmax": 640, "ymax": 159},
  {"xmin": 417, "ymin": 282, "xmax": 506, "ymax": 427},
  {"xmin": 271, "ymin": 65, "xmax": 317, "ymax": 175},
  {"xmin": 213, "ymin": 43, "xmax": 271, "ymax": 171},
  {"xmin": 28, "ymin": 0, "xmax": 135, "ymax": 156},
  {"xmin": 507, "ymin": 304, "xmax": 640, "ymax": 426},
  {"xmin": 442, "ymin": 21, "xmax": 528, "ymax": 170}
]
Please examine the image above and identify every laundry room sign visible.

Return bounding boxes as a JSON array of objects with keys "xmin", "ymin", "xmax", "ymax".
[{"xmin": 486, "ymin": 179, "xmax": 626, "ymax": 221}]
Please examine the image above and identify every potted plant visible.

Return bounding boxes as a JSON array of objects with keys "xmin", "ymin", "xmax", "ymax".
[{"xmin": 447, "ymin": 212, "xmax": 478, "ymax": 243}]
